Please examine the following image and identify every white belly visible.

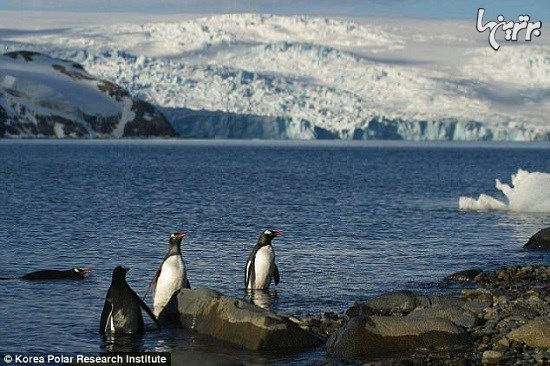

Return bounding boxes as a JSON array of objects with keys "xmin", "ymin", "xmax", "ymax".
[
  {"xmin": 153, "ymin": 255, "xmax": 186, "ymax": 316},
  {"xmin": 249, "ymin": 245, "xmax": 275, "ymax": 290}
]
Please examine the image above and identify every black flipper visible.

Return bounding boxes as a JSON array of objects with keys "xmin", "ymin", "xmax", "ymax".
[
  {"xmin": 184, "ymin": 277, "xmax": 191, "ymax": 289},
  {"xmin": 245, "ymin": 244, "xmax": 260, "ymax": 289},
  {"xmin": 274, "ymin": 264, "xmax": 280, "ymax": 285},
  {"xmin": 135, "ymin": 289, "xmax": 161, "ymax": 331},
  {"xmin": 99, "ymin": 289, "xmax": 113, "ymax": 334},
  {"xmin": 143, "ymin": 267, "xmax": 161, "ymax": 300},
  {"xmin": 245, "ymin": 257, "xmax": 256, "ymax": 289}
]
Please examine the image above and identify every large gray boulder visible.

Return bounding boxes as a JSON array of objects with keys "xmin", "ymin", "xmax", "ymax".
[
  {"xmin": 162, "ymin": 288, "xmax": 323, "ymax": 351},
  {"xmin": 326, "ymin": 315, "xmax": 472, "ymax": 360},
  {"xmin": 508, "ymin": 317, "xmax": 550, "ymax": 348},
  {"xmin": 524, "ymin": 228, "xmax": 550, "ymax": 250},
  {"xmin": 346, "ymin": 291, "xmax": 464, "ymax": 317},
  {"xmin": 406, "ymin": 306, "xmax": 477, "ymax": 328}
]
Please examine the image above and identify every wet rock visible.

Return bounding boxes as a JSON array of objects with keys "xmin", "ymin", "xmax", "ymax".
[
  {"xmin": 169, "ymin": 288, "xmax": 323, "ymax": 351},
  {"xmin": 326, "ymin": 315, "xmax": 472, "ymax": 360},
  {"xmin": 441, "ymin": 269, "xmax": 483, "ymax": 286},
  {"xmin": 346, "ymin": 291, "xmax": 420, "ymax": 317},
  {"xmin": 461, "ymin": 288, "xmax": 492, "ymax": 300},
  {"xmin": 319, "ymin": 265, "xmax": 550, "ymax": 364},
  {"xmin": 347, "ymin": 291, "xmax": 464, "ymax": 317},
  {"xmin": 494, "ymin": 336, "xmax": 510, "ymax": 351},
  {"xmin": 296, "ymin": 312, "xmax": 348, "ymax": 339},
  {"xmin": 463, "ymin": 297, "xmax": 493, "ymax": 315},
  {"xmin": 473, "ymin": 265, "xmax": 550, "ymax": 299},
  {"xmin": 508, "ymin": 317, "xmax": 550, "ymax": 348},
  {"xmin": 535, "ymin": 352, "xmax": 550, "ymax": 363},
  {"xmin": 511, "ymin": 304, "xmax": 540, "ymax": 320},
  {"xmin": 524, "ymin": 228, "xmax": 550, "ymax": 250},
  {"xmin": 481, "ymin": 350, "xmax": 502, "ymax": 364},
  {"xmin": 407, "ymin": 306, "xmax": 477, "ymax": 328}
]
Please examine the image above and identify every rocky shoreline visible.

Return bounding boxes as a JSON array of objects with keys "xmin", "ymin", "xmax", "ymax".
[
  {"xmin": 293, "ymin": 264, "xmax": 550, "ymax": 365},
  {"xmin": 159, "ymin": 226, "xmax": 550, "ymax": 365},
  {"xmin": 159, "ymin": 264, "xmax": 549, "ymax": 365}
]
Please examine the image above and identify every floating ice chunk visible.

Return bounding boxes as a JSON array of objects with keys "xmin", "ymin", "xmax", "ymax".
[
  {"xmin": 459, "ymin": 169, "xmax": 550, "ymax": 213},
  {"xmin": 498, "ymin": 169, "xmax": 550, "ymax": 212},
  {"xmin": 459, "ymin": 194, "xmax": 507, "ymax": 211}
]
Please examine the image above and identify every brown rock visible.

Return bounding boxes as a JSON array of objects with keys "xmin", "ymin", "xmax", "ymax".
[
  {"xmin": 326, "ymin": 315, "xmax": 472, "ymax": 360},
  {"xmin": 508, "ymin": 317, "xmax": 550, "ymax": 348},
  {"xmin": 524, "ymin": 228, "xmax": 550, "ymax": 250},
  {"xmin": 407, "ymin": 306, "xmax": 477, "ymax": 328},
  {"xmin": 169, "ymin": 288, "xmax": 323, "ymax": 351}
]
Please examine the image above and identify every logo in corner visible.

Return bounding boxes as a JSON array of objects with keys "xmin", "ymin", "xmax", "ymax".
[{"xmin": 476, "ymin": 8, "xmax": 542, "ymax": 51}]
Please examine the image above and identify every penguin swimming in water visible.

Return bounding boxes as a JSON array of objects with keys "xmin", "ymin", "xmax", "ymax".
[
  {"xmin": 245, "ymin": 230, "xmax": 283, "ymax": 290},
  {"xmin": 100, "ymin": 266, "xmax": 160, "ymax": 335},
  {"xmin": 21, "ymin": 268, "xmax": 92, "ymax": 280},
  {"xmin": 149, "ymin": 232, "xmax": 190, "ymax": 317}
]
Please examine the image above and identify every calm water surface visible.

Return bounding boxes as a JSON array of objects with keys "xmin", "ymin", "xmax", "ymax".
[{"xmin": 0, "ymin": 140, "xmax": 549, "ymax": 364}]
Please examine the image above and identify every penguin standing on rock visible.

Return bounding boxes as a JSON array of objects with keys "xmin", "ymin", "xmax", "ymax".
[
  {"xmin": 150, "ymin": 232, "xmax": 190, "ymax": 317},
  {"xmin": 100, "ymin": 266, "xmax": 160, "ymax": 335},
  {"xmin": 245, "ymin": 230, "xmax": 283, "ymax": 290}
]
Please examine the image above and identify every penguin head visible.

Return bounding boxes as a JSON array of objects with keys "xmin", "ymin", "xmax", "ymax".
[
  {"xmin": 169, "ymin": 232, "xmax": 186, "ymax": 244},
  {"xmin": 112, "ymin": 266, "xmax": 129, "ymax": 282},
  {"xmin": 167, "ymin": 232, "xmax": 186, "ymax": 255},
  {"xmin": 72, "ymin": 268, "xmax": 92, "ymax": 279},
  {"xmin": 258, "ymin": 229, "xmax": 284, "ymax": 245},
  {"xmin": 169, "ymin": 232, "xmax": 186, "ymax": 246}
]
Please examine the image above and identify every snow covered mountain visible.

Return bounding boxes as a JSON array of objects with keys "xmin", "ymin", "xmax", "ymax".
[
  {"xmin": 0, "ymin": 51, "xmax": 174, "ymax": 138},
  {"xmin": 0, "ymin": 13, "xmax": 548, "ymax": 140}
]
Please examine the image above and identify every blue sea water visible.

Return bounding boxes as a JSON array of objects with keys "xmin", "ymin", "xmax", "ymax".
[{"xmin": 0, "ymin": 140, "xmax": 549, "ymax": 364}]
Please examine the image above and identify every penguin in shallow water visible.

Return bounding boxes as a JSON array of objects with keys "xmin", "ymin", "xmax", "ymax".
[
  {"xmin": 245, "ymin": 230, "xmax": 283, "ymax": 290},
  {"xmin": 100, "ymin": 266, "xmax": 160, "ymax": 335},
  {"xmin": 150, "ymin": 232, "xmax": 190, "ymax": 317},
  {"xmin": 21, "ymin": 268, "xmax": 92, "ymax": 280}
]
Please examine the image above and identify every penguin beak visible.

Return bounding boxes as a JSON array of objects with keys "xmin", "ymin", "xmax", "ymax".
[
  {"xmin": 80, "ymin": 269, "xmax": 92, "ymax": 277},
  {"xmin": 273, "ymin": 231, "xmax": 284, "ymax": 236},
  {"xmin": 176, "ymin": 233, "xmax": 186, "ymax": 240}
]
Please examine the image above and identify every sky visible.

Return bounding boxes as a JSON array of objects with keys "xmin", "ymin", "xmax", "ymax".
[{"xmin": 0, "ymin": 0, "xmax": 548, "ymax": 21}]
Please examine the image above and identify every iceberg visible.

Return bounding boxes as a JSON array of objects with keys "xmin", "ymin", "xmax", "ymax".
[{"xmin": 459, "ymin": 169, "xmax": 550, "ymax": 213}]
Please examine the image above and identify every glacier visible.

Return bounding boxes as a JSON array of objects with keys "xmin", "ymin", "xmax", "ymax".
[{"xmin": 0, "ymin": 13, "xmax": 548, "ymax": 140}]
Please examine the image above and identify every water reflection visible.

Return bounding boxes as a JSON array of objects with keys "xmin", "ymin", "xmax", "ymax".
[
  {"xmin": 244, "ymin": 289, "xmax": 278, "ymax": 310},
  {"xmin": 101, "ymin": 333, "xmax": 144, "ymax": 352}
]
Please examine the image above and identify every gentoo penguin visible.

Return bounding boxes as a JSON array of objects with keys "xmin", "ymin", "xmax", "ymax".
[
  {"xmin": 21, "ymin": 268, "xmax": 92, "ymax": 280},
  {"xmin": 245, "ymin": 229, "xmax": 283, "ymax": 290},
  {"xmin": 100, "ymin": 266, "xmax": 160, "ymax": 335},
  {"xmin": 150, "ymin": 232, "xmax": 190, "ymax": 317}
]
